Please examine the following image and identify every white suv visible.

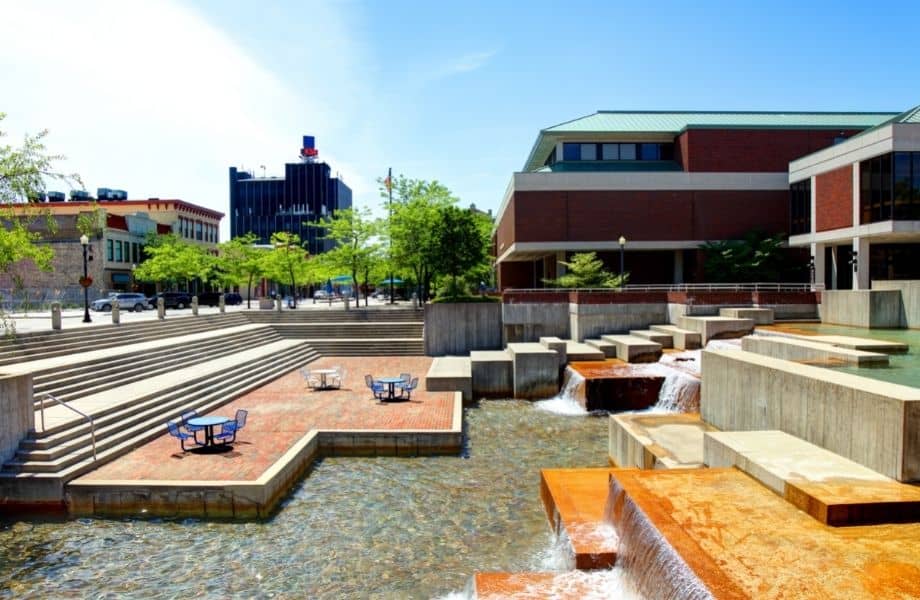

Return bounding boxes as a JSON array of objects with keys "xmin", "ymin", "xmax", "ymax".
[{"xmin": 91, "ymin": 293, "xmax": 151, "ymax": 312}]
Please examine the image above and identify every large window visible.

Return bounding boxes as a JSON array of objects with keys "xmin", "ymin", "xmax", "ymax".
[
  {"xmin": 790, "ymin": 179, "xmax": 811, "ymax": 235},
  {"xmin": 115, "ymin": 240, "xmax": 123, "ymax": 262},
  {"xmin": 861, "ymin": 152, "xmax": 920, "ymax": 223},
  {"xmin": 106, "ymin": 239, "xmax": 114, "ymax": 262},
  {"xmin": 561, "ymin": 142, "xmax": 673, "ymax": 162},
  {"xmin": 195, "ymin": 221, "xmax": 203, "ymax": 241}
]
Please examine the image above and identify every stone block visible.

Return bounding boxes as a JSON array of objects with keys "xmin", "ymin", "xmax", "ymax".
[
  {"xmin": 507, "ymin": 343, "xmax": 558, "ymax": 399},
  {"xmin": 678, "ymin": 316, "xmax": 753, "ymax": 344},
  {"xmin": 564, "ymin": 341, "xmax": 606, "ymax": 361},
  {"xmin": 649, "ymin": 325, "xmax": 702, "ymax": 350},
  {"xmin": 628, "ymin": 329, "xmax": 673, "ymax": 348},
  {"xmin": 470, "ymin": 350, "xmax": 513, "ymax": 398},
  {"xmin": 741, "ymin": 335, "xmax": 888, "ymax": 365},
  {"xmin": 539, "ymin": 336, "xmax": 567, "ymax": 367},
  {"xmin": 425, "ymin": 356, "xmax": 472, "ymax": 402},
  {"xmin": 600, "ymin": 335, "xmax": 662, "ymax": 363},
  {"xmin": 584, "ymin": 338, "xmax": 617, "ymax": 357},
  {"xmin": 719, "ymin": 307, "xmax": 774, "ymax": 324}
]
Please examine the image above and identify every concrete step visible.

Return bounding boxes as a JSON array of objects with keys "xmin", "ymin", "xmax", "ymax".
[
  {"xmin": 584, "ymin": 339, "xmax": 616, "ymax": 358},
  {"xmin": 704, "ymin": 430, "xmax": 920, "ymax": 526},
  {"xmin": 426, "ymin": 356, "xmax": 472, "ymax": 401},
  {"xmin": 244, "ymin": 309, "xmax": 423, "ymax": 323},
  {"xmin": 470, "ymin": 350, "xmax": 513, "ymax": 398},
  {"xmin": 649, "ymin": 325, "xmax": 702, "ymax": 350},
  {"xmin": 719, "ymin": 307, "xmax": 774, "ymax": 325},
  {"xmin": 600, "ymin": 335, "xmax": 662, "ymax": 363},
  {"xmin": 506, "ymin": 343, "xmax": 558, "ymax": 400},
  {"xmin": 741, "ymin": 335, "xmax": 889, "ymax": 366},
  {"xmin": 628, "ymin": 329, "xmax": 674, "ymax": 348},
  {"xmin": 273, "ymin": 322, "xmax": 424, "ymax": 338},
  {"xmin": 564, "ymin": 341, "xmax": 605, "ymax": 361},
  {"xmin": 539, "ymin": 337, "xmax": 567, "ymax": 366},
  {"xmin": 303, "ymin": 338, "xmax": 424, "ymax": 356},
  {"xmin": 677, "ymin": 316, "xmax": 754, "ymax": 345},
  {"xmin": 609, "ymin": 412, "xmax": 717, "ymax": 470}
]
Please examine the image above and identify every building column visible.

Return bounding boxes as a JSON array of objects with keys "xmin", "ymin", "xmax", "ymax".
[
  {"xmin": 673, "ymin": 250, "xmax": 684, "ymax": 284},
  {"xmin": 811, "ymin": 242, "xmax": 825, "ymax": 290},
  {"xmin": 853, "ymin": 236, "xmax": 870, "ymax": 290}
]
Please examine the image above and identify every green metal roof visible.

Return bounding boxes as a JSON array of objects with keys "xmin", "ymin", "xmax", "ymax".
[{"xmin": 524, "ymin": 110, "xmax": 898, "ymax": 172}]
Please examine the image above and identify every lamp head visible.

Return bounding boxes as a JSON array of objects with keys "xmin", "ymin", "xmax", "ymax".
[
  {"xmin": 618, "ymin": 235, "xmax": 626, "ymax": 246},
  {"xmin": 80, "ymin": 234, "xmax": 89, "ymax": 246}
]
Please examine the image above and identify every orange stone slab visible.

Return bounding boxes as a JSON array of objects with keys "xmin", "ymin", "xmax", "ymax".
[
  {"xmin": 540, "ymin": 468, "xmax": 619, "ymax": 569},
  {"xmin": 785, "ymin": 478, "xmax": 920, "ymax": 526},
  {"xmin": 606, "ymin": 468, "xmax": 920, "ymax": 599}
]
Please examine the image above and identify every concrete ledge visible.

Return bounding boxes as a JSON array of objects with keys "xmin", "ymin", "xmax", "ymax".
[
  {"xmin": 705, "ymin": 430, "xmax": 920, "ymax": 525},
  {"xmin": 795, "ymin": 334, "xmax": 908, "ymax": 354},
  {"xmin": 719, "ymin": 307, "xmax": 774, "ymax": 324},
  {"xmin": 470, "ymin": 350, "xmax": 513, "ymax": 398},
  {"xmin": 609, "ymin": 413, "xmax": 716, "ymax": 469},
  {"xmin": 425, "ymin": 356, "xmax": 472, "ymax": 402},
  {"xmin": 507, "ymin": 343, "xmax": 558, "ymax": 399},
  {"xmin": 649, "ymin": 325, "xmax": 701, "ymax": 350},
  {"xmin": 678, "ymin": 316, "xmax": 754, "ymax": 344},
  {"xmin": 600, "ymin": 335, "xmax": 662, "ymax": 363},
  {"xmin": 741, "ymin": 334, "xmax": 889, "ymax": 366},
  {"xmin": 702, "ymin": 349, "xmax": 920, "ymax": 482},
  {"xmin": 563, "ymin": 341, "xmax": 605, "ymax": 362},
  {"xmin": 583, "ymin": 338, "xmax": 616, "ymax": 358},
  {"xmin": 539, "ymin": 336, "xmax": 567, "ymax": 367},
  {"xmin": 67, "ymin": 393, "xmax": 465, "ymax": 519},
  {"xmin": 628, "ymin": 329, "xmax": 673, "ymax": 348}
]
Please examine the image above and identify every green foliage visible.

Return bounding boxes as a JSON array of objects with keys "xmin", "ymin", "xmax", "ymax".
[
  {"xmin": 134, "ymin": 234, "xmax": 210, "ymax": 288},
  {"xmin": 262, "ymin": 232, "xmax": 312, "ymax": 306},
  {"xmin": 310, "ymin": 207, "xmax": 381, "ymax": 303},
  {"xmin": 542, "ymin": 252, "xmax": 627, "ymax": 288},
  {"xmin": 700, "ymin": 230, "xmax": 789, "ymax": 282},
  {"xmin": 216, "ymin": 233, "xmax": 267, "ymax": 307},
  {"xmin": 432, "ymin": 205, "xmax": 490, "ymax": 299},
  {"xmin": 430, "ymin": 294, "xmax": 499, "ymax": 304}
]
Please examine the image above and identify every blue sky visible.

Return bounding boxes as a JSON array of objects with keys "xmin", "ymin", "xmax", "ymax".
[{"xmin": 2, "ymin": 0, "xmax": 918, "ymax": 237}]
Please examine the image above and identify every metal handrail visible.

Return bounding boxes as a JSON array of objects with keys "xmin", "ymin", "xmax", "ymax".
[
  {"xmin": 506, "ymin": 282, "xmax": 825, "ymax": 293},
  {"xmin": 39, "ymin": 393, "xmax": 96, "ymax": 461}
]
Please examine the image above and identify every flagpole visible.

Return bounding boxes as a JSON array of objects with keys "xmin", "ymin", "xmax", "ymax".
[{"xmin": 388, "ymin": 167, "xmax": 394, "ymax": 305}]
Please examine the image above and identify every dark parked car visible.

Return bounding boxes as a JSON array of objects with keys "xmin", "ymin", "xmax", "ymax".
[
  {"xmin": 197, "ymin": 292, "xmax": 244, "ymax": 307},
  {"xmin": 149, "ymin": 292, "xmax": 193, "ymax": 309}
]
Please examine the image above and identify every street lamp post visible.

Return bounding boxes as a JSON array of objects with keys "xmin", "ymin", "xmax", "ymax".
[
  {"xmin": 618, "ymin": 235, "xmax": 627, "ymax": 284},
  {"xmin": 80, "ymin": 234, "xmax": 91, "ymax": 323}
]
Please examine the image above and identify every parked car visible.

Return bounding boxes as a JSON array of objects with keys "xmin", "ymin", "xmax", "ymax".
[
  {"xmin": 197, "ymin": 291, "xmax": 244, "ymax": 307},
  {"xmin": 148, "ymin": 292, "xmax": 193, "ymax": 309},
  {"xmin": 313, "ymin": 290, "xmax": 330, "ymax": 300},
  {"xmin": 91, "ymin": 293, "xmax": 150, "ymax": 312}
]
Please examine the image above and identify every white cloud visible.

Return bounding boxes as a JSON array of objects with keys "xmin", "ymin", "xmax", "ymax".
[
  {"xmin": 445, "ymin": 50, "xmax": 496, "ymax": 75},
  {"xmin": 0, "ymin": 0, "xmax": 366, "ymax": 239}
]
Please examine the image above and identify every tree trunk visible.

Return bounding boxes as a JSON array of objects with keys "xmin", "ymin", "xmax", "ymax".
[{"xmin": 247, "ymin": 272, "xmax": 253, "ymax": 308}]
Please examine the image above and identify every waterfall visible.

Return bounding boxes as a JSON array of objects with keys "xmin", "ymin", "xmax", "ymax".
[
  {"xmin": 534, "ymin": 367, "xmax": 588, "ymax": 415},
  {"xmin": 651, "ymin": 368, "xmax": 700, "ymax": 413}
]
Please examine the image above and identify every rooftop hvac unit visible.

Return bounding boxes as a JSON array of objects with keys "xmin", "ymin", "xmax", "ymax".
[
  {"xmin": 113, "ymin": 190, "xmax": 127, "ymax": 200},
  {"xmin": 47, "ymin": 191, "xmax": 66, "ymax": 202},
  {"xmin": 97, "ymin": 187, "xmax": 112, "ymax": 199},
  {"xmin": 70, "ymin": 190, "xmax": 91, "ymax": 201}
]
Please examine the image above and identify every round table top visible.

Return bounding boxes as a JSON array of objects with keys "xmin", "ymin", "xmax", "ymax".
[
  {"xmin": 376, "ymin": 377, "xmax": 405, "ymax": 384},
  {"xmin": 187, "ymin": 416, "xmax": 231, "ymax": 427}
]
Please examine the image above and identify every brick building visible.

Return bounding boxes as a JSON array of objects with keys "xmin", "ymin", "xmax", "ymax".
[
  {"xmin": 0, "ymin": 197, "xmax": 223, "ymax": 305},
  {"xmin": 788, "ymin": 105, "xmax": 920, "ymax": 289},
  {"xmin": 494, "ymin": 111, "xmax": 897, "ymax": 289}
]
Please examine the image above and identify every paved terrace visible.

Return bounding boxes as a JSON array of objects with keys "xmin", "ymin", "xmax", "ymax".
[{"xmin": 79, "ymin": 356, "xmax": 456, "ymax": 483}]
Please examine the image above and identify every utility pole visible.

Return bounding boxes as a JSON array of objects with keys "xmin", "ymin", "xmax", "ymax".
[{"xmin": 388, "ymin": 167, "xmax": 394, "ymax": 304}]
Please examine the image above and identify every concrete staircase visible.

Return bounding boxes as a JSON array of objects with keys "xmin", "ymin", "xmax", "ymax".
[
  {"xmin": 0, "ymin": 313, "xmax": 248, "ymax": 366},
  {"xmin": 245, "ymin": 307, "xmax": 423, "ymax": 323},
  {"xmin": 270, "ymin": 316, "xmax": 425, "ymax": 356},
  {"xmin": 0, "ymin": 340, "xmax": 319, "ymax": 503}
]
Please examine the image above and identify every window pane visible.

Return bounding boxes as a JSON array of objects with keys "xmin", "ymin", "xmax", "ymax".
[
  {"xmin": 620, "ymin": 143, "xmax": 636, "ymax": 160},
  {"xmin": 894, "ymin": 152, "xmax": 912, "ymax": 219},
  {"xmin": 880, "ymin": 154, "xmax": 892, "ymax": 220},
  {"xmin": 659, "ymin": 143, "xmax": 674, "ymax": 161},
  {"xmin": 563, "ymin": 143, "xmax": 580, "ymax": 161},
  {"xmin": 601, "ymin": 144, "xmax": 619, "ymax": 160},
  {"xmin": 580, "ymin": 144, "xmax": 596, "ymax": 160},
  {"xmin": 640, "ymin": 143, "xmax": 660, "ymax": 160},
  {"xmin": 115, "ymin": 240, "xmax": 123, "ymax": 262},
  {"xmin": 106, "ymin": 239, "xmax": 114, "ymax": 261}
]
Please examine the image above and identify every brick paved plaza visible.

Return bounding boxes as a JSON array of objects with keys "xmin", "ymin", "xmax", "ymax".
[{"xmin": 80, "ymin": 356, "xmax": 453, "ymax": 482}]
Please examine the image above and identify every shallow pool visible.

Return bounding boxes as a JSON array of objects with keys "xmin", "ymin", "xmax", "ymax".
[{"xmin": 0, "ymin": 400, "xmax": 612, "ymax": 599}]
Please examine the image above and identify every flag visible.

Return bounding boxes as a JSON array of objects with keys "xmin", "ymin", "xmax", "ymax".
[{"xmin": 384, "ymin": 175, "xmax": 392, "ymax": 191}]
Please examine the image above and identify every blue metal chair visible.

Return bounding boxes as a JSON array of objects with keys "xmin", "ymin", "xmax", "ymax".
[
  {"xmin": 167, "ymin": 421, "xmax": 200, "ymax": 451},
  {"xmin": 215, "ymin": 409, "xmax": 247, "ymax": 445},
  {"xmin": 365, "ymin": 374, "xmax": 386, "ymax": 400},
  {"xmin": 399, "ymin": 373, "xmax": 411, "ymax": 387},
  {"xmin": 399, "ymin": 377, "xmax": 419, "ymax": 400}
]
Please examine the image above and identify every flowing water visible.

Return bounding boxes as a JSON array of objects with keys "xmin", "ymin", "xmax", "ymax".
[{"xmin": 0, "ymin": 400, "xmax": 620, "ymax": 599}]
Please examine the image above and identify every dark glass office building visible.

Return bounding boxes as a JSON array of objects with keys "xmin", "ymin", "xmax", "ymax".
[{"xmin": 229, "ymin": 156, "xmax": 352, "ymax": 254}]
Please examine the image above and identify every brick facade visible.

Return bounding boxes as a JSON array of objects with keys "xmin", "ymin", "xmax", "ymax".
[{"xmin": 815, "ymin": 165, "xmax": 853, "ymax": 231}]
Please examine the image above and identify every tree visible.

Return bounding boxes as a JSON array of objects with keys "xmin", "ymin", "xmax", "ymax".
[
  {"xmin": 382, "ymin": 175, "xmax": 457, "ymax": 301},
  {"xmin": 262, "ymin": 232, "xmax": 311, "ymax": 307},
  {"xmin": 0, "ymin": 113, "xmax": 81, "ymax": 322},
  {"xmin": 216, "ymin": 233, "xmax": 267, "ymax": 308},
  {"xmin": 311, "ymin": 207, "xmax": 381, "ymax": 306},
  {"xmin": 700, "ymin": 230, "xmax": 791, "ymax": 283},
  {"xmin": 432, "ymin": 205, "xmax": 489, "ymax": 299},
  {"xmin": 134, "ymin": 234, "xmax": 210, "ymax": 291},
  {"xmin": 542, "ymin": 252, "xmax": 627, "ymax": 288}
]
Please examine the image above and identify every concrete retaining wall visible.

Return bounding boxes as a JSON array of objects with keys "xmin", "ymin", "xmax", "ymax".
[
  {"xmin": 0, "ymin": 372, "xmax": 33, "ymax": 465},
  {"xmin": 502, "ymin": 302, "xmax": 569, "ymax": 343},
  {"xmin": 701, "ymin": 349, "xmax": 920, "ymax": 482},
  {"xmin": 570, "ymin": 303, "xmax": 668, "ymax": 341},
  {"xmin": 424, "ymin": 302, "xmax": 502, "ymax": 356},
  {"xmin": 819, "ymin": 289, "xmax": 902, "ymax": 328},
  {"xmin": 873, "ymin": 280, "xmax": 920, "ymax": 328}
]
